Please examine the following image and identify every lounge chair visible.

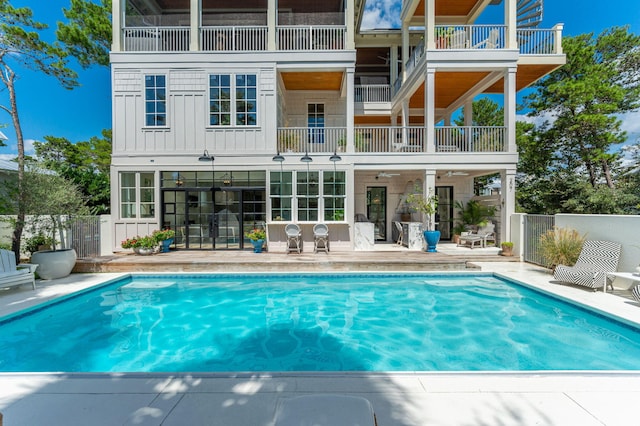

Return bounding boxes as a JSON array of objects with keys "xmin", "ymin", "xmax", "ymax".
[
  {"xmin": 313, "ymin": 223, "xmax": 329, "ymax": 253},
  {"xmin": 472, "ymin": 28, "xmax": 500, "ymax": 49},
  {"xmin": 632, "ymin": 285, "xmax": 640, "ymax": 305},
  {"xmin": 394, "ymin": 221, "xmax": 403, "ymax": 245},
  {"xmin": 0, "ymin": 249, "xmax": 38, "ymax": 290},
  {"xmin": 458, "ymin": 222, "xmax": 495, "ymax": 249},
  {"xmin": 553, "ymin": 240, "xmax": 622, "ymax": 291},
  {"xmin": 273, "ymin": 394, "xmax": 378, "ymax": 426},
  {"xmin": 285, "ymin": 223, "xmax": 303, "ymax": 254}
]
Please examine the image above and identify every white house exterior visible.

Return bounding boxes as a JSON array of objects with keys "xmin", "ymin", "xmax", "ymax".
[{"xmin": 110, "ymin": 0, "xmax": 565, "ymax": 252}]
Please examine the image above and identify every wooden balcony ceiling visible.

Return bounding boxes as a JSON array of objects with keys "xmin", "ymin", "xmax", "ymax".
[
  {"xmin": 281, "ymin": 72, "xmax": 344, "ymax": 91},
  {"xmin": 409, "ymin": 64, "xmax": 563, "ymax": 109},
  {"xmin": 413, "ymin": 0, "xmax": 481, "ymax": 18}
]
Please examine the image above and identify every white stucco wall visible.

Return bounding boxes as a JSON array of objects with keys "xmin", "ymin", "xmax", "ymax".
[{"xmin": 555, "ymin": 214, "xmax": 640, "ymax": 277}]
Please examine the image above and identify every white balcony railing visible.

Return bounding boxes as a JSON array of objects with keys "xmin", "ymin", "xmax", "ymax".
[
  {"xmin": 354, "ymin": 85, "xmax": 391, "ymax": 103},
  {"xmin": 517, "ymin": 26, "xmax": 562, "ymax": 55},
  {"xmin": 123, "ymin": 27, "xmax": 190, "ymax": 51},
  {"xmin": 277, "ymin": 126, "xmax": 507, "ymax": 154},
  {"xmin": 435, "ymin": 126, "xmax": 506, "ymax": 152},
  {"xmin": 276, "ymin": 26, "xmax": 346, "ymax": 51},
  {"xmin": 201, "ymin": 26, "xmax": 268, "ymax": 51},
  {"xmin": 434, "ymin": 25, "xmax": 506, "ymax": 50}
]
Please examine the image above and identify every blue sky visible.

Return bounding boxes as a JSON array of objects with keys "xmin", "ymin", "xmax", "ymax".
[{"xmin": 1, "ymin": 0, "xmax": 640, "ymax": 161}]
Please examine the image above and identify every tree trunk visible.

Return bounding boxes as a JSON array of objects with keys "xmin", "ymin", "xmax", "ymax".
[{"xmin": 2, "ymin": 65, "xmax": 26, "ymax": 263}]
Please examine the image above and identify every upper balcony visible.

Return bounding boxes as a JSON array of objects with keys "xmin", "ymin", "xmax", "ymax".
[{"xmin": 118, "ymin": 0, "xmax": 347, "ymax": 53}]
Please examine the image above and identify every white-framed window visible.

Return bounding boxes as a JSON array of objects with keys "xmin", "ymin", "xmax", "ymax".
[
  {"xmin": 307, "ymin": 103, "xmax": 325, "ymax": 144},
  {"xmin": 120, "ymin": 172, "xmax": 155, "ymax": 219},
  {"xmin": 269, "ymin": 170, "xmax": 346, "ymax": 222},
  {"xmin": 209, "ymin": 73, "xmax": 257, "ymax": 126},
  {"xmin": 144, "ymin": 75, "xmax": 167, "ymax": 126}
]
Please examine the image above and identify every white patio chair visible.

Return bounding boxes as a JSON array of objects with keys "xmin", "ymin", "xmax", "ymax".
[
  {"xmin": 394, "ymin": 221, "xmax": 404, "ymax": 245},
  {"xmin": 285, "ymin": 224, "xmax": 303, "ymax": 254},
  {"xmin": 0, "ymin": 249, "xmax": 37, "ymax": 290},
  {"xmin": 313, "ymin": 223, "xmax": 330, "ymax": 253},
  {"xmin": 472, "ymin": 28, "xmax": 500, "ymax": 49}
]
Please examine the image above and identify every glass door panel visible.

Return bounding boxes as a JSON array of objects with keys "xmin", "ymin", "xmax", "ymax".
[
  {"xmin": 214, "ymin": 189, "xmax": 241, "ymax": 249},
  {"xmin": 436, "ymin": 186, "xmax": 453, "ymax": 240},
  {"xmin": 367, "ymin": 186, "xmax": 387, "ymax": 241}
]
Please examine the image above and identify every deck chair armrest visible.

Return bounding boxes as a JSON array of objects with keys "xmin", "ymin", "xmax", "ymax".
[{"xmin": 18, "ymin": 263, "xmax": 38, "ymax": 273}]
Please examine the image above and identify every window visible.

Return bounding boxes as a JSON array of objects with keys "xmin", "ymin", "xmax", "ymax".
[
  {"xmin": 120, "ymin": 172, "xmax": 155, "ymax": 219},
  {"xmin": 323, "ymin": 171, "xmax": 346, "ymax": 221},
  {"xmin": 307, "ymin": 103, "xmax": 325, "ymax": 144},
  {"xmin": 209, "ymin": 73, "xmax": 257, "ymax": 126},
  {"xmin": 270, "ymin": 171, "xmax": 292, "ymax": 221},
  {"xmin": 269, "ymin": 170, "xmax": 344, "ymax": 222},
  {"xmin": 236, "ymin": 74, "xmax": 257, "ymax": 125},
  {"xmin": 145, "ymin": 75, "xmax": 166, "ymax": 126}
]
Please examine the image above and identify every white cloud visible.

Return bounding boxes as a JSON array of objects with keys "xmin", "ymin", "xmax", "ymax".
[
  {"xmin": 618, "ymin": 111, "xmax": 640, "ymax": 146},
  {"xmin": 0, "ymin": 153, "xmax": 17, "ymax": 162},
  {"xmin": 361, "ymin": 0, "xmax": 402, "ymax": 30}
]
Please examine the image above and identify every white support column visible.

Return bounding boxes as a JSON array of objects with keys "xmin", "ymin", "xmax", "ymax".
[
  {"xmin": 190, "ymin": 0, "xmax": 200, "ymax": 51},
  {"xmin": 346, "ymin": 67, "xmax": 355, "ymax": 152},
  {"xmin": 402, "ymin": 22, "xmax": 409, "ymax": 81},
  {"xmin": 425, "ymin": 0, "xmax": 436, "ymax": 50},
  {"xmin": 112, "ymin": 0, "xmax": 121, "ymax": 52},
  {"xmin": 505, "ymin": 0, "xmax": 517, "ymax": 49},
  {"xmin": 347, "ymin": 166, "xmax": 356, "ymax": 249},
  {"xmin": 268, "ymin": 0, "xmax": 277, "ymax": 51},
  {"xmin": 346, "ymin": 0, "xmax": 355, "ymax": 50},
  {"xmin": 425, "ymin": 68, "xmax": 436, "ymax": 153},
  {"xmin": 504, "ymin": 67, "xmax": 517, "ymax": 152},
  {"xmin": 464, "ymin": 99, "xmax": 473, "ymax": 126},
  {"xmin": 390, "ymin": 44, "xmax": 399, "ymax": 85},
  {"xmin": 501, "ymin": 169, "xmax": 516, "ymax": 244},
  {"xmin": 402, "ymin": 100, "xmax": 409, "ymax": 146},
  {"xmin": 424, "ymin": 169, "xmax": 437, "ymax": 227}
]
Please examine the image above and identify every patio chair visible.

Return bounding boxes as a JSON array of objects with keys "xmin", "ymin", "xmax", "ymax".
[
  {"xmin": 553, "ymin": 240, "xmax": 622, "ymax": 291},
  {"xmin": 0, "ymin": 249, "xmax": 38, "ymax": 291},
  {"xmin": 313, "ymin": 223, "xmax": 330, "ymax": 253},
  {"xmin": 285, "ymin": 223, "xmax": 303, "ymax": 254},
  {"xmin": 632, "ymin": 285, "xmax": 640, "ymax": 305},
  {"xmin": 472, "ymin": 28, "xmax": 500, "ymax": 49},
  {"xmin": 458, "ymin": 232, "xmax": 484, "ymax": 249},
  {"xmin": 394, "ymin": 221, "xmax": 403, "ymax": 245},
  {"xmin": 274, "ymin": 394, "xmax": 378, "ymax": 426}
]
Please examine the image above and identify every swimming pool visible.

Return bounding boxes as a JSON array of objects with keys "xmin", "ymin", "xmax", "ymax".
[{"xmin": 1, "ymin": 273, "xmax": 640, "ymax": 372}]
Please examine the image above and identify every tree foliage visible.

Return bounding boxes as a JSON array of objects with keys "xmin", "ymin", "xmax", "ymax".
[
  {"xmin": 33, "ymin": 129, "xmax": 112, "ymax": 214},
  {"xmin": 0, "ymin": 0, "xmax": 79, "ymax": 260},
  {"xmin": 518, "ymin": 26, "xmax": 640, "ymax": 214},
  {"xmin": 56, "ymin": 0, "xmax": 112, "ymax": 68}
]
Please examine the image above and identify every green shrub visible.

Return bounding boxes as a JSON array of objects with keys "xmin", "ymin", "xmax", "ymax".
[
  {"xmin": 538, "ymin": 227, "xmax": 585, "ymax": 271},
  {"xmin": 24, "ymin": 233, "xmax": 55, "ymax": 254}
]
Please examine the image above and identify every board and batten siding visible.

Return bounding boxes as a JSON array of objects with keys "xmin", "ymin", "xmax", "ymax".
[{"xmin": 112, "ymin": 67, "xmax": 277, "ymax": 157}]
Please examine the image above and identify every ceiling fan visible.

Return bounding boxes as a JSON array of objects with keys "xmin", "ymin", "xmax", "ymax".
[
  {"xmin": 377, "ymin": 172, "xmax": 400, "ymax": 178},
  {"xmin": 445, "ymin": 171, "xmax": 469, "ymax": 177},
  {"xmin": 377, "ymin": 53, "xmax": 402, "ymax": 66}
]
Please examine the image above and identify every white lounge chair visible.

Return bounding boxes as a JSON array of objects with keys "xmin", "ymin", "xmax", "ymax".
[
  {"xmin": 0, "ymin": 249, "xmax": 38, "ymax": 290},
  {"xmin": 285, "ymin": 224, "xmax": 303, "ymax": 254},
  {"xmin": 458, "ymin": 222, "xmax": 495, "ymax": 249},
  {"xmin": 274, "ymin": 394, "xmax": 378, "ymax": 426},
  {"xmin": 632, "ymin": 285, "xmax": 640, "ymax": 305},
  {"xmin": 472, "ymin": 28, "xmax": 500, "ymax": 49},
  {"xmin": 553, "ymin": 240, "xmax": 622, "ymax": 291},
  {"xmin": 313, "ymin": 223, "xmax": 329, "ymax": 253}
]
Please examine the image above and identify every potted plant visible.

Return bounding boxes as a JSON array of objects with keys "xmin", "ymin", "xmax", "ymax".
[
  {"xmin": 279, "ymin": 131, "xmax": 299, "ymax": 153},
  {"xmin": 122, "ymin": 235, "xmax": 157, "ymax": 255},
  {"xmin": 23, "ymin": 233, "xmax": 55, "ymax": 255},
  {"xmin": 406, "ymin": 188, "xmax": 439, "ymax": 252},
  {"xmin": 245, "ymin": 228, "xmax": 267, "ymax": 253},
  {"xmin": 153, "ymin": 229, "xmax": 176, "ymax": 253},
  {"xmin": 500, "ymin": 241, "xmax": 514, "ymax": 257},
  {"xmin": 454, "ymin": 200, "xmax": 496, "ymax": 232},
  {"xmin": 337, "ymin": 137, "xmax": 346, "ymax": 152}
]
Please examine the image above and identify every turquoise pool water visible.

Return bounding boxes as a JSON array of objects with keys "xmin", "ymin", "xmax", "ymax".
[{"xmin": 1, "ymin": 273, "xmax": 640, "ymax": 372}]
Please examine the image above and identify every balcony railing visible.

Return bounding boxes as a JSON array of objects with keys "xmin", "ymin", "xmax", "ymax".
[
  {"xmin": 354, "ymin": 85, "xmax": 391, "ymax": 103},
  {"xmin": 435, "ymin": 126, "xmax": 506, "ymax": 152},
  {"xmin": 201, "ymin": 26, "xmax": 268, "ymax": 51},
  {"xmin": 517, "ymin": 26, "xmax": 563, "ymax": 55},
  {"xmin": 123, "ymin": 27, "xmax": 190, "ymax": 51},
  {"xmin": 434, "ymin": 25, "xmax": 506, "ymax": 50},
  {"xmin": 276, "ymin": 126, "xmax": 506, "ymax": 154},
  {"xmin": 277, "ymin": 26, "xmax": 346, "ymax": 51},
  {"xmin": 122, "ymin": 25, "xmax": 346, "ymax": 52}
]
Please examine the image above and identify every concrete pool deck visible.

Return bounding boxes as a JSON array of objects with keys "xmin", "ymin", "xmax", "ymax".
[{"xmin": 1, "ymin": 258, "xmax": 639, "ymax": 425}]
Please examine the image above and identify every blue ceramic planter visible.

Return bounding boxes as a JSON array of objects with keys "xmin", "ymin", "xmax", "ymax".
[
  {"xmin": 423, "ymin": 230, "xmax": 441, "ymax": 252},
  {"xmin": 251, "ymin": 239, "xmax": 265, "ymax": 253}
]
